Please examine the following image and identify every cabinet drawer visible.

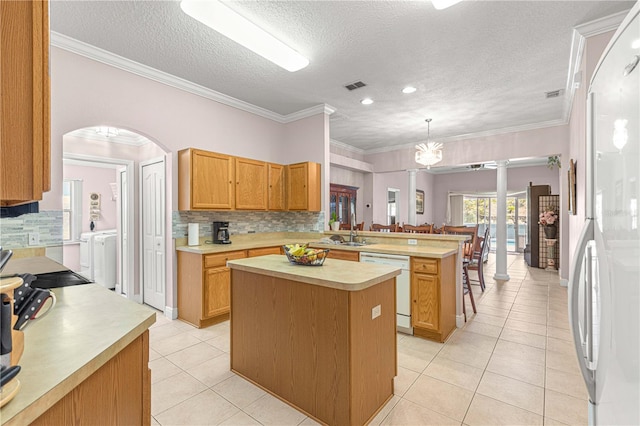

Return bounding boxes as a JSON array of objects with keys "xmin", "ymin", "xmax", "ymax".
[
  {"xmin": 326, "ymin": 249, "xmax": 359, "ymax": 262},
  {"xmin": 204, "ymin": 251, "xmax": 247, "ymax": 268},
  {"xmin": 412, "ymin": 258, "xmax": 438, "ymax": 274},
  {"xmin": 247, "ymin": 246, "xmax": 282, "ymax": 257}
]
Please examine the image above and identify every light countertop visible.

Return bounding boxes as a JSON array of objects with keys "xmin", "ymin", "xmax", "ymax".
[
  {"xmin": 176, "ymin": 231, "xmax": 461, "ymax": 259},
  {"xmin": 0, "ymin": 284, "xmax": 156, "ymax": 425},
  {"xmin": 228, "ymin": 254, "xmax": 401, "ymax": 291}
]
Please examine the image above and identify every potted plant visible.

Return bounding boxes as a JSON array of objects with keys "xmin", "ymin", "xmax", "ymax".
[
  {"xmin": 539, "ymin": 208, "xmax": 559, "ymax": 239},
  {"xmin": 329, "ymin": 212, "xmax": 340, "ymax": 231}
]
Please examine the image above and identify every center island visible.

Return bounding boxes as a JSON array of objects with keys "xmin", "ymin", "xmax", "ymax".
[{"xmin": 227, "ymin": 254, "xmax": 401, "ymax": 426}]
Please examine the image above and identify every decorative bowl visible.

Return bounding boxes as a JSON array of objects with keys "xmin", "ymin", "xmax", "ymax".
[{"xmin": 283, "ymin": 245, "xmax": 330, "ymax": 266}]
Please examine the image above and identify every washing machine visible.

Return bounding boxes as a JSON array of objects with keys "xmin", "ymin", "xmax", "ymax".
[
  {"xmin": 93, "ymin": 234, "xmax": 117, "ymax": 289},
  {"xmin": 79, "ymin": 229, "xmax": 116, "ymax": 281}
]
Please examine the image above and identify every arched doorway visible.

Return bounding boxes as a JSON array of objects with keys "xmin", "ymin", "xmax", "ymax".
[{"xmin": 62, "ymin": 126, "xmax": 168, "ymax": 311}]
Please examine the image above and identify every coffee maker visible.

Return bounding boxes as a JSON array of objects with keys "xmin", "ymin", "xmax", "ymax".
[{"xmin": 213, "ymin": 221, "xmax": 231, "ymax": 244}]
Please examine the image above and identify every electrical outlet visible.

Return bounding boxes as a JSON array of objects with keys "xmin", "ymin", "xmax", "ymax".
[
  {"xmin": 371, "ymin": 304, "xmax": 381, "ymax": 319},
  {"xmin": 28, "ymin": 233, "xmax": 40, "ymax": 246},
  {"xmin": 408, "ymin": 239, "xmax": 417, "ymax": 245}
]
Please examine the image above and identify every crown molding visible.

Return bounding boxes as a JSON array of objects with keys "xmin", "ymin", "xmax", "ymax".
[
  {"xmin": 363, "ymin": 119, "xmax": 567, "ymax": 155},
  {"xmin": 282, "ymin": 104, "xmax": 336, "ymax": 123},
  {"xmin": 51, "ymin": 32, "xmax": 333, "ymax": 125},
  {"xmin": 330, "ymin": 139, "xmax": 366, "ymax": 155},
  {"xmin": 575, "ymin": 9, "xmax": 629, "ymax": 38}
]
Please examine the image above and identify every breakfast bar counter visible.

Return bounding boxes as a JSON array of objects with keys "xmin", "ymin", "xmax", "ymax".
[
  {"xmin": 227, "ymin": 255, "xmax": 400, "ymax": 426},
  {"xmin": 0, "ymin": 283, "xmax": 156, "ymax": 425}
]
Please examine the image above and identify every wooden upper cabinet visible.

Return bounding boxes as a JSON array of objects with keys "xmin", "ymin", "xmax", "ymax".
[
  {"xmin": 0, "ymin": 0, "xmax": 50, "ymax": 206},
  {"xmin": 286, "ymin": 162, "xmax": 321, "ymax": 211},
  {"xmin": 235, "ymin": 157, "xmax": 267, "ymax": 210},
  {"xmin": 267, "ymin": 163, "xmax": 286, "ymax": 210},
  {"xmin": 179, "ymin": 149, "xmax": 235, "ymax": 210}
]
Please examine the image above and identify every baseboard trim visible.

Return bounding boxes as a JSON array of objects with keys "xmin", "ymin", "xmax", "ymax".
[{"xmin": 164, "ymin": 306, "xmax": 178, "ymax": 320}]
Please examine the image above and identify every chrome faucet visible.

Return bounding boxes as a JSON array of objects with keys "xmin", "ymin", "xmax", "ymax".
[{"xmin": 349, "ymin": 213, "xmax": 357, "ymax": 243}]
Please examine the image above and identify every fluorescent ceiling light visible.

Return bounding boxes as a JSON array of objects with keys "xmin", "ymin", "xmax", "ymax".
[
  {"xmin": 361, "ymin": 98, "xmax": 374, "ymax": 105},
  {"xmin": 431, "ymin": 0, "xmax": 463, "ymax": 10},
  {"xmin": 180, "ymin": 0, "xmax": 309, "ymax": 72},
  {"xmin": 402, "ymin": 86, "xmax": 417, "ymax": 94}
]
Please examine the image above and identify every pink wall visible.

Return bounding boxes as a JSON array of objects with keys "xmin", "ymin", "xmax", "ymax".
[
  {"xmin": 432, "ymin": 165, "xmax": 560, "ymax": 226},
  {"xmin": 365, "ymin": 125, "xmax": 570, "ymax": 173},
  {"xmin": 567, "ymin": 31, "xmax": 615, "ymax": 280},
  {"xmin": 45, "ymin": 47, "xmax": 329, "ymax": 313},
  {"xmin": 372, "ymin": 171, "xmax": 435, "ymax": 227},
  {"xmin": 64, "ymin": 164, "xmax": 118, "ymax": 232}
]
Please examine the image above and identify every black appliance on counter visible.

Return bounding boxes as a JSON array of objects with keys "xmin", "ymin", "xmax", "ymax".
[{"xmin": 213, "ymin": 221, "xmax": 231, "ymax": 244}]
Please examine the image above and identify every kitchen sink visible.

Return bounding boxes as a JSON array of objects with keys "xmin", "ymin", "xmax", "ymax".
[{"xmin": 340, "ymin": 242, "xmax": 370, "ymax": 247}]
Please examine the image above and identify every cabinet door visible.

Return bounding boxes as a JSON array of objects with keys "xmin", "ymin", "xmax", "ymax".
[
  {"xmin": 286, "ymin": 162, "xmax": 321, "ymax": 211},
  {"xmin": 192, "ymin": 150, "xmax": 234, "ymax": 209},
  {"xmin": 236, "ymin": 157, "xmax": 267, "ymax": 210},
  {"xmin": 0, "ymin": 0, "xmax": 50, "ymax": 206},
  {"xmin": 268, "ymin": 163, "xmax": 286, "ymax": 210},
  {"xmin": 204, "ymin": 267, "xmax": 230, "ymax": 318},
  {"xmin": 411, "ymin": 272, "xmax": 439, "ymax": 331}
]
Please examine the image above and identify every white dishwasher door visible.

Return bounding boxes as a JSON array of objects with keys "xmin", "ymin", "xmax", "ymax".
[{"xmin": 360, "ymin": 252, "xmax": 412, "ymax": 334}]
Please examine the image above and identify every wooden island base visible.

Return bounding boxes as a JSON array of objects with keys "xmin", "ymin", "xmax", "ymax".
[{"xmin": 230, "ymin": 267, "xmax": 397, "ymax": 426}]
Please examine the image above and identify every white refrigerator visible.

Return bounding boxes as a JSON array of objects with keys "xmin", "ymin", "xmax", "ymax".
[{"xmin": 569, "ymin": 3, "xmax": 640, "ymax": 425}]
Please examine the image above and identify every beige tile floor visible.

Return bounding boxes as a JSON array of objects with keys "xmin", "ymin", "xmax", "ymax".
[{"xmin": 148, "ymin": 253, "xmax": 587, "ymax": 425}]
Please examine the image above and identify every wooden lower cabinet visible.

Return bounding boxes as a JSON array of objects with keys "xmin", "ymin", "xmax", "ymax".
[
  {"xmin": 411, "ymin": 255, "xmax": 456, "ymax": 342},
  {"xmin": 178, "ymin": 250, "xmax": 247, "ymax": 328},
  {"xmin": 326, "ymin": 249, "xmax": 359, "ymax": 262},
  {"xmin": 31, "ymin": 331, "xmax": 150, "ymax": 426}
]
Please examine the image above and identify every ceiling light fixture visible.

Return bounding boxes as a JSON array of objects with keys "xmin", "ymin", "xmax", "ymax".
[
  {"xmin": 415, "ymin": 118, "xmax": 443, "ymax": 169},
  {"xmin": 95, "ymin": 126, "xmax": 120, "ymax": 138},
  {"xmin": 180, "ymin": 0, "xmax": 309, "ymax": 72},
  {"xmin": 402, "ymin": 86, "xmax": 417, "ymax": 94},
  {"xmin": 632, "ymin": 39, "xmax": 640, "ymax": 49},
  {"xmin": 431, "ymin": 0, "xmax": 463, "ymax": 10},
  {"xmin": 613, "ymin": 118, "xmax": 628, "ymax": 151},
  {"xmin": 361, "ymin": 98, "xmax": 374, "ymax": 105}
]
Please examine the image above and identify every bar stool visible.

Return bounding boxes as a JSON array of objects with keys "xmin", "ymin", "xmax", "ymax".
[{"xmin": 462, "ymin": 260, "xmax": 477, "ymax": 322}]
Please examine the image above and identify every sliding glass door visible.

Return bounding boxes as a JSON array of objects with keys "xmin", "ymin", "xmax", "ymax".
[{"xmin": 463, "ymin": 193, "xmax": 527, "ymax": 253}]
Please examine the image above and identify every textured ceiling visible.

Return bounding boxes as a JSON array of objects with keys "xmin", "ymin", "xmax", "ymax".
[{"xmin": 50, "ymin": 0, "xmax": 634, "ymax": 152}]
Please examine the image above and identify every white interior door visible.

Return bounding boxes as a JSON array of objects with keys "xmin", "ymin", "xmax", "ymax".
[{"xmin": 141, "ymin": 158, "xmax": 166, "ymax": 311}]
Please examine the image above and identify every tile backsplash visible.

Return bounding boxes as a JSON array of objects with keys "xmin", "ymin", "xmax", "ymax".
[
  {"xmin": 0, "ymin": 211, "xmax": 63, "ymax": 249},
  {"xmin": 173, "ymin": 211, "xmax": 325, "ymax": 239}
]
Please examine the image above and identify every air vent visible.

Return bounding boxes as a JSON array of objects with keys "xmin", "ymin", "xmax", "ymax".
[
  {"xmin": 545, "ymin": 89, "xmax": 562, "ymax": 98},
  {"xmin": 344, "ymin": 81, "xmax": 366, "ymax": 91},
  {"xmin": 468, "ymin": 164, "xmax": 484, "ymax": 170}
]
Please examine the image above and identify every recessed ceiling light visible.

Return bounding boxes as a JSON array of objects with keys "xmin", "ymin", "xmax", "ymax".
[
  {"xmin": 360, "ymin": 98, "xmax": 374, "ymax": 105},
  {"xmin": 632, "ymin": 39, "xmax": 640, "ymax": 49},
  {"xmin": 402, "ymin": 86, "xmax": 417, "ymax": 94},
  {"xmin": 431, "ymin": 0, "xmax": 462, "ymax": 10},
  {"xmin": 180, "ymin": 0, "xmax": 309, "ymax": 72}
]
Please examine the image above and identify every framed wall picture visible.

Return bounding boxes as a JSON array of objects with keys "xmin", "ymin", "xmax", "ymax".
[
  {"xmin": 568, "ymin": 159, "xmax": 577, "ymax": 215},
  {"xmin": 416, "ymin": 190, "xmax": 425, "ymax": 215}
]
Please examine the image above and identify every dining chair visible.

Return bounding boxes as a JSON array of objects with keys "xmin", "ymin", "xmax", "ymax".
[
  {"xmin": 462, "ymin": 260, "xmax": 477, "ymax": 321},
  {"xmin": 370, "ymin": 223, "xmax": 399, "ymax": 232},
  {"xmin": 402, "ymin": 224, "xmax": 432, "ymax": 233},
  {"xmin": 441, "ymin": 224, "xmax": 480, "ymax": 263},
  {"xmin": 339, "ymin": 222, "xmax": 364, "ymax": 231}
]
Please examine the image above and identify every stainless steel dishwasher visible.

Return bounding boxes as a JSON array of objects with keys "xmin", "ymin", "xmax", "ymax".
[{"xmin": 360, "ymin": 252, "xmax": 412, "ymax": 334}]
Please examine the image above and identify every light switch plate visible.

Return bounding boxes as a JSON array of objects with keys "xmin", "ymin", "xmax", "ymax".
[
  {"xmin": 408, "ymin": 239, "xmax": 417, "ymax": 245},
  {"xmin": 28, "ymin": 233, "xmax": 40, "ymax": 246},
  {"xmin": 372, "ymin": 304, "xmax": 381, "ymax": 319}
]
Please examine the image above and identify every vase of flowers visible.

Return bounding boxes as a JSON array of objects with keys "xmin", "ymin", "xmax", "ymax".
[{"xmin": 539, "ymin": 209, "xmax": 558, "ymax": 239}]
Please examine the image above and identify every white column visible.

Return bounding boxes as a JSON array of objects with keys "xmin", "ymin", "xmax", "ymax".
[
  {"xmin": 494, "ymin": 160, "xmax": 510, "ymax": 281},
  {"xmin": 408, "ymin": 169, "xmax": 417, "ymax": 226}
]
